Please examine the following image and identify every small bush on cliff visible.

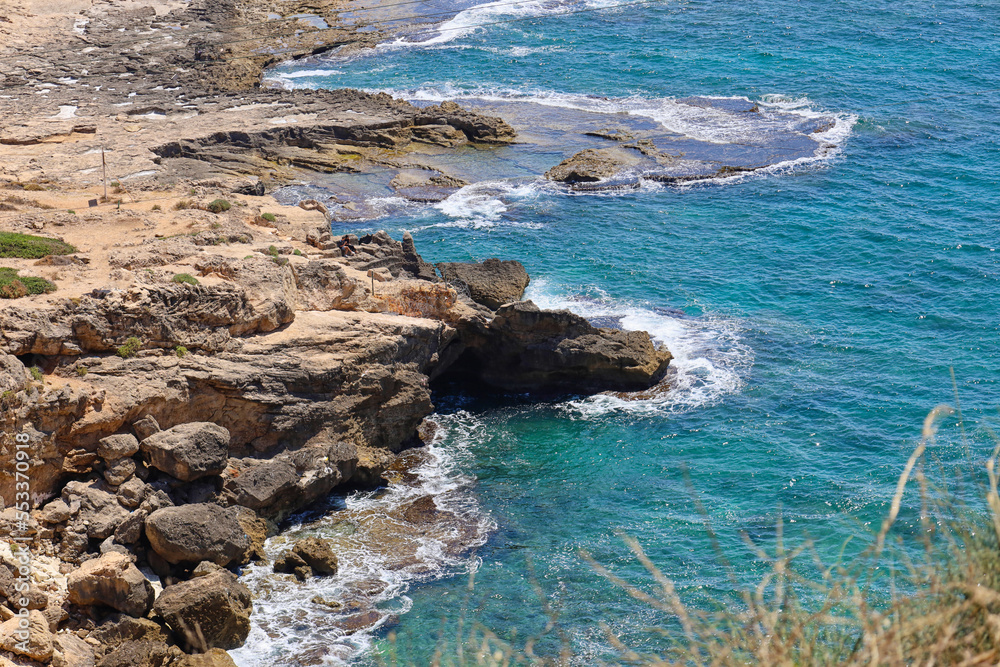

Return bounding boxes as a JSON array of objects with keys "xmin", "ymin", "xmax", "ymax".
[
  {"xmin": 172, "ymin": 273, "xmax": 199, "ymax": 286},
  {"xmin": 0, "ymin": 231, "xmax": 76, "ymax": 259},
  {"xmin": 173, "ymin": 199, "xmax": 194, "ymax": 211},
  {"xmin": 0, "ymin": 268, "xmax": 56, "ymax": 298},
  {"xmin": 207, "ymin": 199, "xmax": 231, "ymax": 214},
  {"xmin": 260, "ymin": 212, "xmax": 276, "ymax": 222},
  {"xmin": 28, "ymin": 366, "xmax": 42, "ymax": 382},
  {"xmin": 267, "ymin": 245, "xmax": 279, "ymax": 257},
  {"xmin": 293, "ymin": 248, "xmax": 303, "ymax": 256},
  {"xmin": 175, "ymin": 346, "xmax": 188, "ymax": 358},
  {"xmin": 117, "ymin": 337, "xmax": 142, "ymax": 359},
  {"xmin": 151, "ymin": 204, "xmax": 162, "ymax": 211},
  {"xmin": 76, "ymin": 366, "xmax": 88, "ymax": 376}
]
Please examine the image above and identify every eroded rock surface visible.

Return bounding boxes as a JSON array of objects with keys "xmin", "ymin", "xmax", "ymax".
[{"xmin": 437, "ymin": 258, "xmax": 530, "ymax": 310}]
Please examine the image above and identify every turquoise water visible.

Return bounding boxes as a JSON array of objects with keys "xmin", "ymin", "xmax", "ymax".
[{"xmin": 243, "ymin": 0, "xmax": 1000, "ymax": 663}]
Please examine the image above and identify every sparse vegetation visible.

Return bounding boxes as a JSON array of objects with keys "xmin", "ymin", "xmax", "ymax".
[
  {"xmin": 175, "ymin": 346, "xmax": 188, "ymax": 358},
  {"xmin": 267, "ymin": 245, "xmax": 279, "ymax": 257},
  {"xmin": 0, "ymin": 267, "xmax": 57, "ymax": 298},
  {"xmin": 173, "ymin": 199, "xmax": 194, "ymax": 211},
  {"xmin": 171, "ymin": 273, "xmax": 199, "ymax": 286},
  {"xmin": 28, "ymin": 366, "xmax": 43, "ymax": 382},
  {"xmin": 76, "ymin": 366, "xmax": 88, "ymax": 376},
  {"xmin": 261, "ymin": 212, "xmax": 277, "ymax": 222},
  {"xmin": 293, "ymin": 248, "xmax": 303, "ymax": 256},
  {"xmin": 207, "ymin": 199, "xmax": 231, "ymax": 214},
  {"xmin": 151, "ymin": 204, "xmax": 162, "ymax": 211},
  {"xmin": 67, "ymin": 209, "xmax": 76, "ymax": 215},
  {"xmin": 116, "ymin": 336, "xmax": 142, "ymax": 359},
  {"xmin": 21, "ymin": 183, "xmax": 44, "ymax": 191},
  {"xmin": 0, "ymin": 231, "xmax": 76, "ymax": 259}
]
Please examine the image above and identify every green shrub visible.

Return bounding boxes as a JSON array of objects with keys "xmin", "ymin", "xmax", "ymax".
[
  {"xmin": 0, "ymin": 268, "xmax": 56, "ymax": 298},
  {"xmin": 272, "ymin": 257, "xmax": 289, "ymax": 267},
  {"xmin": 175, "ymin": 345, "xmax": 188, "ymax": 358},
  {"xmin": 0, "ymin": 232, "xmax": 76, "ymax": 259},
  {"xmin": 67, "ymin": 209, "xmax": 76, "ymax": 215},
  {"xmin": 207, "ymin": 199, "xmax": 231, "ymax": 214},
  {"xmin": 151, "ymin": 204, "xmax": 162, "ymax": 211},
  {"xmin": 293, "ymin": 249, "xmax": 302, "ymax": 256},
  {"xmin": 244, "ymin": 255, "xmax": 255, "ymax": 259},
  {"xmin": 21, "ymin": 183, "xmax": 43, "ymax": 191},
  {"xmin": 76, "ymin": 366, "xmax": 88, "ymax": 376},
  {"xmin": 261, "ymin": 212, "xmax": 276, "ymax": 222},
  {"xmin": 171, "ymin": 273, "xmax": 199, "ymax": 286},
  {"xmin": 28, "ymin": 366, "xmax": 42, "ymax": 382},
  {"xmin": 267, "ymin": 245, "xmax": 278, "ymax": 257},
  {"xmin": 117, "ymin": 336, "xmax": 142, "ymax": 359}
]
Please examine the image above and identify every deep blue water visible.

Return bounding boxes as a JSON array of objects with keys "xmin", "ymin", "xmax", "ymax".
[{"xmin": 235, "ymin": 0, "xmax": 1000, "ymax": 663}]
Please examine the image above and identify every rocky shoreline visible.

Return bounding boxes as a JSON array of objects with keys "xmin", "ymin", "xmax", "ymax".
[{"xmin": 0, "ymin": 0, "xmax": 673, "ymax": 665}]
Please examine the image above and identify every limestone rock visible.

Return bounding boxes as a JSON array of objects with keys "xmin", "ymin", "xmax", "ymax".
[
  {"xmin": 140, "ymin": 422, "xmax": 230, "ymax": 482},
  {"xmin": 145, "ymin": 504, "xmax": 249, "ymax": 566},
  {"xmin": 41, "ymin": 499, "xmax": 72, "ymax": 523},
  {"xmin": 52, "ymin": 631, "xmax": 96, "ymax": 667},
  {"xmin": 0, "ymin": 556, "xmax": 48, "ymax": 609},
  {"xmin": 544, "ymin": 147, "xmax": 634, "ymax": 183},
  {"xmin": 437, "ymin": 258, "xmax": 530, "ymax": 310},
  {"xmin": 90, "ymin": 613, "xmax": 173, "ymax": 650},
  {"xmin": 116, "ymin": 477, "xmax": 149, "ymax": 509},
  {"xmin": 476, "ymin": 301, "xmax": 672, "ymax": 392},
  {"xmin": 62, "ymin": 480, "xmax": 130, "ymax": 539},
  {"xmin": 132, "ymin": 415, "xmax": 161, "ymax": 441},
  {"xmin": 174, "ymin": 648, "xmax": 238, "ymax": 667},
  {"xmin": 292, "ymin": 537, "xmax": 339, "ymax": 576},
  {"xmin": 0, "ymin": 609, "xmax": 53, "ymax": 661},
  {"xmin": 113, "ymin": 509, "xmax": 148, "ymax": 545},
  {"xmin": 103, "ymin": 458, "xmax": 136, "ymax": 486},
  {"xmin": 97, "ymin": 434, "xmax": 140, "ymax": 461},
  {"xmin": 67, "ymin": 552, "xmax": 155, "ymax": 617},
  {"xmin": 153, "ymin": 570, "xmax": 252, "ymax": 651},
  {"xmin": 272, "ymin": 551, "xmax": 311, "ymax": 581},
  {"xmin": 96, "ymin": 640, "xmax": 178, "ymax": 667}
]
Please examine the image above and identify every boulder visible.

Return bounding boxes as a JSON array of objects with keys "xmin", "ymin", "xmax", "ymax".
[
  {"xmin": 174, "ymin": 648, "xmax": 238, "ymax": 667},
  {"xmin": 0, "ymin": 556, "xmax": 48, "ymax": 609},
  {"xmin": 40, "ymin": 498, "xmax": 72, "ymax": 523},
  {"xmin": 52, "ymin": 631, "xmax": 97, "ymax": 667},
  {"xmin": 544, "ymin": 147, "xmax": 634, "ymax": 183},
  {"xmin": 272, "ymin": 551, "xmax": 311, "ymax": 581},
  {"xmin": 97, "ymin": 434, "xmax": 140, "ymax": 461},
  {"xmin": 152, "ymin": 569, "xmax": 252, "ymax": 651},
  {"xmin": 436, "ymin": 258, "xmax": 530, "ymax": 310},
  {"xmin": 0, "ymin": 609, "xmax": 53, "ymax": 662},
  {"xmin": 104, "ymin": 457, "xmax": 136, "ymax": 486},
  {"xmin": 116, "ymin": 477, "xmax": 149, "ymax": 509},
  {"xmin": 97, "ymin": 640, "xmax": 178, "ymax": 667},
  {"xmin": 401, "ymin": 231, "xmax": 437, "ymax": 281},
  {"xmin": 62, "ymin": 480, "xmax": 130, "ymax": 539},
  {"xmin": 90, "ymin": 613, "xmax": 173, "ymax": 649},
  {"xmin": 132, "ymin": 415, "xmax": 161, "ymax": 441},
  {"xmin": 140, "ymin": 422, "xmax": 230, "ymax": 482},
  {"xmin": 67, "ymin": 552, "xmax": 155, "ymax": 617},
  {"xmin": 475, "ymin": 301, "xmax": 672, "ymax": 392},
  {"xmin": 292, "ymin": 537, "xmax": 339, "ymax": 576},
  {"xmin": 113, "ymin": 509, "xmax": 148, "ymax": 545},
  {"xmin": 145, "ymin": 504, "xmax": 249, "ymax": 566}
]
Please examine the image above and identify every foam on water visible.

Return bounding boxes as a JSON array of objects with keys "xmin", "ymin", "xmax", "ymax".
[
  {"xmin": 526, "ymin": 279, "xmax": 753, "ymax": 417},
  {"xmin": 395, "ymin": 84, "xmax": 854, "ymax": 157},
  {"xmin": 230, "ymin": 430, "xmax": 493, "ymax": 667}
]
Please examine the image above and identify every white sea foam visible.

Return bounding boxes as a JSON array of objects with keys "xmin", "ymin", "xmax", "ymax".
[
  {"xmin": 525, "ymin": 279, "xmax": 753, "ymax": 417},
  {"xmin": 412, "ymin": 180, "xmax": 550, "ymax": 229},
  {"xmin": 230, "ymin": 430, "xmax": 492, "ymax": 667}
]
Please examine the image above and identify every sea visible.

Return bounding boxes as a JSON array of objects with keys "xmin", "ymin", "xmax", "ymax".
[{"xmin": 229, "ymin": 0, "xmax": 1000, "ymax": 664}]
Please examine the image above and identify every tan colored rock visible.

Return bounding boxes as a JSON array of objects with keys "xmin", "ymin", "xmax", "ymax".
[
  {"xmin": 67, "ymin": 552, "xmax": 155, "ymax": 617},
  {"xmin": 0, "ymin": 609, "xmax": 53, "ymax": 662},
  {"xmin": 153, "ymin": 570, "xmax": 252, "ymax": 651},
  {"xmin": 52, "ymin": 632, "xmax": 96, "ymax": 667},
  {"xmin": 174, "ymin": 648, "xmax": 238, "ymax": 667}
]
